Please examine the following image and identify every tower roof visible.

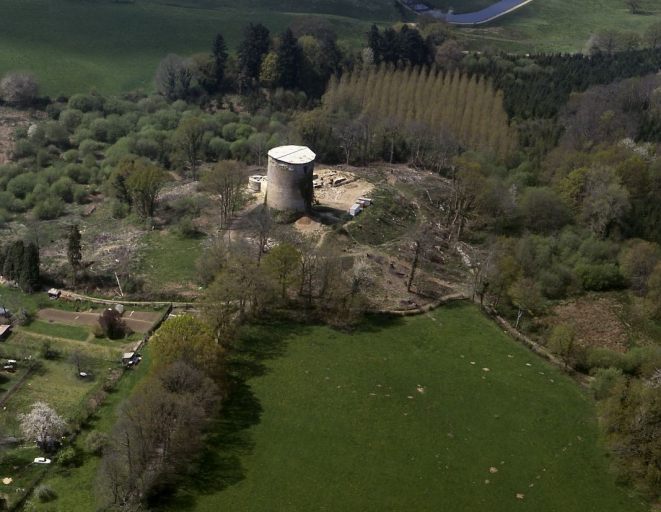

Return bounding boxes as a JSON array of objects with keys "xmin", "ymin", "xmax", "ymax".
[{"xmin": 268, "ymin": 145, "xmax": 316, "ymax": 165}]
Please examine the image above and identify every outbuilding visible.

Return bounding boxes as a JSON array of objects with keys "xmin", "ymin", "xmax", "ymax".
[
  {"xmin": 47, "ymin": 288, "xmax": 61, "ymax": 299},
  {"xmin": 0, "ymin": 325, "xmax": 11, "ymax": 341},
  {"xmin": 350, "ymin": 204, "xmax": 363, "ymax": 217}
]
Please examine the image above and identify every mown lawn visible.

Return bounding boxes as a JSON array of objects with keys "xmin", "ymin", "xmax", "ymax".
[
  {"xmin": 23, "ymin": 319, "xmax": 90, "ymax": 342},
  {"xmin": 0, "ymin": 0, "xmax": 390, "ymax": 96},
  {"xmin": 165, "ymin": 303, "xmax": 647, "ymax": 512}
]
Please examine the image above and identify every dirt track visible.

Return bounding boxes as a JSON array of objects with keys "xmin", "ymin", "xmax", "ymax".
[{"xmin": 37, "ymin": 308, "xmax": 160, "ymax": 334}]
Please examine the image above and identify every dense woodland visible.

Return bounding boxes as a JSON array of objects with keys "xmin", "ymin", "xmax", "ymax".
[{"xmin": 0, "ymin": 17, "xmax": 660, "ymax": 509}]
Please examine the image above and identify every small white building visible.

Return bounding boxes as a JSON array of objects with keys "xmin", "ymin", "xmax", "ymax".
[{"xmin": 350, "ymin": 204, "xmax": 363, "ymax": 217}]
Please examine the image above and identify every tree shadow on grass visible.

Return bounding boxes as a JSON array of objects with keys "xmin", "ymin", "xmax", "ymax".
[{"xmin": 162, "ymin": 321, "xmax": 312, "ymax": 510}]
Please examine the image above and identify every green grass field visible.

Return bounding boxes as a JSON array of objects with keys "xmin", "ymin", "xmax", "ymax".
[
  {"xmin": 0, "ymin": 0, "xmax": 389, "ymax": 96},
  {"xmin": 23, "ymin": 319, "xmax": 90, "ymax": 341},
  {"xmin": 137, "ymin": 230, "xmax": 204, "ymax": 293},
  {"xmin": 2, "ymin": 0, "xmax": 660, "ymax": 96},
  {"xmin": 154, "ymin": 303, "xmax": 646, "ymax": 511},
  {"xmin": 459, "ymin": 0, "xmax": 661, "ymax": 53}
]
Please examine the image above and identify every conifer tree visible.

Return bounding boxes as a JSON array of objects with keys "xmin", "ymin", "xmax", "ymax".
[
  {"xmin": 238, "ymin": 23, "xmax": 271, "ymax": 87},
  {"xmin": 276, "ymin": 29, "xmax": 302, "ymax": 90},
  {"xmin": 19, "ymin": 242, "xmax": 40, "ymax": 293},
  {"xmin": 67, "ymin": 224, "xmax": 82, "ymax": 284},
  {"xmin": 212, "ymin": 33, "xmax": 228, "ymax": 93}
]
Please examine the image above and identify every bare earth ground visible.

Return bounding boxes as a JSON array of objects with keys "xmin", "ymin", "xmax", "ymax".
[
  {"xmin": 314, "ymin": 168, "xmax": 374, "ymax": 211},
  {"xmin": 37, "ymin": 308, "xmax": 160, "ymax": 333},
  {"xmin": 546, "ymin": 296, "xmax": 630, "ymax": 352},
  {"xmin": 0, "ymin": 107, "xmax": 44, "ymax": 165}
]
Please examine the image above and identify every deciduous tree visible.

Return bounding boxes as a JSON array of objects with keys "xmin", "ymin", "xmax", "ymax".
[
  {"xmin": 125, "ymin": 160, "xmax": 167, "ymax": 218},
  {"xmin": 202, "ymin": 160, "xmax": 247, "ymax": 229},
  {"xmin": 19, "ymin": 402, "xmax": 67, "ymax": 453},
  {"xmin": 0, "ymin": 72, "xmax": 39, "ymax": 107},
  {"xmin": 174, "ymin": 116, "xmax": 205, "ymax": 179}
]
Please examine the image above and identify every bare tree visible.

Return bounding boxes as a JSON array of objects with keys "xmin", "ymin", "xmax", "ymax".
[
  {"xmin": 0, "ymin": 72, "xmax": 39, "ymax": 107},
  {"xmin": 625, "ymin": 0, "xmax": 641, "ymax": 14},
  {"xmin": 97, "ymin": 362, "xmax": 219, "ymax": 511},
  {"xmin": 249, "ymin": 206, "xmax": 273, "ymax": 264},
  {"xmin": 248, "ymin": 132, "xmax": 270, "ymax": 166},
  {"xmin": 154, "ymin": 54, "xmax": 193, "ymax": 100},
  {"xmin": 202, "ymin": 160, "xmax": 248, "ymax": 230},
  {"xmin": 174, "ymin": 116, "xmax": 205, "ymax": 180}
]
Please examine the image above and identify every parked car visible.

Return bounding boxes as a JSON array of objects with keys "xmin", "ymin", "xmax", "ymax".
[{"xmin": 33, "ymin": 457, "xmax": 51, "ymax": 464}]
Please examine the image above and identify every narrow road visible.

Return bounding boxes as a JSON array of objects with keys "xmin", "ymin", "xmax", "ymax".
[
  {"xmin": 401, "ymin": 0, "xmax": 534, "ymax": 26},
  {"xmin": 59, "ymin": 290, "xmax": 195, "ymax": 308}
]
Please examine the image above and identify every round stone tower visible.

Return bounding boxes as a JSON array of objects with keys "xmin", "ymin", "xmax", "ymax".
[{"xmin": 265, "ymin": 145, "xmax": 316, "ymax": 213}]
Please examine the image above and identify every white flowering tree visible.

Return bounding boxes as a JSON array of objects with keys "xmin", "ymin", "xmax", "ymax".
[{"xmin": 19, "ymin": 402, "xmax": 67, "ymax": 452}]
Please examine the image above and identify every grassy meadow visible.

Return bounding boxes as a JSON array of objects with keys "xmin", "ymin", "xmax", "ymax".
[
  {"xmin": 459, "ymin": 0, "xmax": 661, "ymax": 53},
  {"xmin": 0, "ymin": 0, "xmax": 389, "ymax": 97},
  {"xmin": 152, "ymin": 303, "xmax": 646, "ymax": 512}
]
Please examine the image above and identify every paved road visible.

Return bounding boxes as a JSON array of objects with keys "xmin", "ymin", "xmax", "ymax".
[{"xmin": 404, "ymin": 0, "xmax": 534, "ymax": 25}]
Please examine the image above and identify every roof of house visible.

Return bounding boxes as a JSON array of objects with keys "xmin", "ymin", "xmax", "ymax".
[
  {"xmin": 0, "ymin": 325, "xmax": 12, "ymax": 337},
  {"xmin": 268, "ymin": 145, "xmax": 316, "ymax": 165}
]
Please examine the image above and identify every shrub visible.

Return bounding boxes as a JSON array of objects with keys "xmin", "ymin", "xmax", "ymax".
[
  {"xmin": 7, "ymin": 173, "xmax": 38, "ymax": 199},
  {"xmin": 208, "ymin": 137, "xmax": 231, "ymax": 160},
  {"xmin": 110, "ymin": 200, "xmax": 129, "ymax": 219},
  {"xmin": 83, "ymin": 431, "xmax": 108, "ymax": 456},
  {"xmin": 68, "ymin": 93, "xmax": 104, "ymax": 113},
  {"xmin": 590, "ymin": 368, "xmax": 624, "ymax": 400},
  {"xmin": 35, "ymin": 484, "xmax": 57, "ymax": 503},
  {"xmin": 56, "ymin": 446, "xmax": 79, "ymax": 468},
  {"xmin": 575, "ymin": 263, "xmax": 624, "ymax": 291},
  {"xmin": 34, "ymin": 196, "xmax": 65, "ymax": 220},
  {"xmin": 50, "ymin": 177, "xmax": 75, "ymax": 203},
  {"xmin": 229, "ymin": 138, "xmax": 250, "ymax": 161},
  {"xmin": 59, "ymin": 109, "xmax": 84, "ymax": 132},
  {"xmin": 176, "ymin": 215, "xmax": 198, "ymax": 238},
  {"xmin": 586, "ymin": 347, "xmax": 628, "ymax": 372},
  {"xmin": 40, "ymin": 340, "xmax": 59, "ymax": 360},
  {"xmin": 221, "ymin": 122, "xmax": 239, "ymax": 141}
]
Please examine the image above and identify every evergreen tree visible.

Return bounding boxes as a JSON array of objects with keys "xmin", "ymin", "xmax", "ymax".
[
  {"xmin": 367, "ymin": 25, "xmax": 383, "ymax": 64},
  {"xmin": 212, "ymin": 33, "xmax": 228, "ymax": 93},
  {"xmin": 381, "ymin": 28, "xmax": 399, "ymax": 64},
  {"xmin": 3, "ymin": 240, "xmax": 24, "ymax": 282},
  {"xmin": 397, "ymin": 26, "xmax": 429, "ymax": 66},
  {"xmin": 276, "ymin": 29, "xmax": 302, "ymax": 90},
  {"xmin": 19, "ymin": 242, "xmax": 40, "ymax": 293},
  {"xmin": 238, "ymin": 23, "xmax": 271, "ymax": 87},
  {"xmin": 67, "ymin": 224, "xmax": 82, "ymax": 283}
]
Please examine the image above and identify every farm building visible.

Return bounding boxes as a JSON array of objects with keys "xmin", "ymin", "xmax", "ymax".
[
  {"xmin": 265, "ymin": 145, "xmax": 316, "ymax": 214},
  {"xmin": 0, "ymin": 325, "xmax": 12, "ymax": 341}
]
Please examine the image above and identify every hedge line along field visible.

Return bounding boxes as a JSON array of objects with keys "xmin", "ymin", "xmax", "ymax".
[
  {"xmin": 167, "ymin": 303, "xmax": 648, "ymax": 512},
  {"xmin": 0, "ymin": 0, "xmax": 390, "ymax": 97}
]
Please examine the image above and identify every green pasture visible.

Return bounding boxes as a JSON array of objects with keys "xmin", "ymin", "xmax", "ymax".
[
  {"xmin": 0, "ymin": 0, "xmax": 387, "ymax": 97},
  {"xmin": 137, "ymin": 230, "xmax": 204, "ymax": 293},
  {"xmin": 459, "ymin": 0, "xmax": 661, "ymax": 53},
  {"xmin": 158, "ymin": 303, "xmax": 647, "ymax": 511}
]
